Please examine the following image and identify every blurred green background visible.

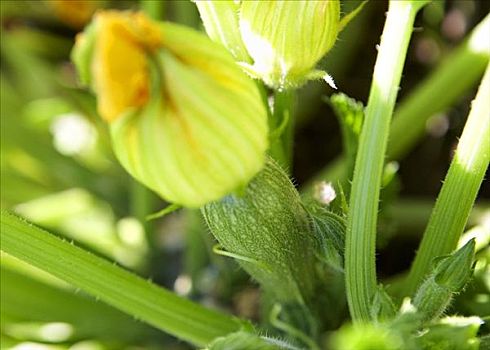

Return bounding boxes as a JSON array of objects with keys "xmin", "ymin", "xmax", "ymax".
[{"xmin": 1, "ymin": 1, "xmax": 489, "ymax": 349}]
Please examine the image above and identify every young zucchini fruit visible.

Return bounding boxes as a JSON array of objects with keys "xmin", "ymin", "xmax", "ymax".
[
  {"xmin": 202, "ymin": 158, "xmax": 318, "ymax": 336},
  {"xmin": 203, "ymin": 158, "xmax": 348, "ymax": 340}
]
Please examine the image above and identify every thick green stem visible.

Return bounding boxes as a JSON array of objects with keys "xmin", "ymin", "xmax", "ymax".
[
  {"xmin": 302, "ymin": 14, "xmax": 490, "ymax": 194},
  {"xmin": 345, "ymin": 0, "xmax": 426, "ymax": 322},
  {"xmin": 404, "ymin": 65, "xmax": 490, "ymax": 296},
  {"xmin": 0, "ymin": 211, "xmax": 247, "ymax": 346}
]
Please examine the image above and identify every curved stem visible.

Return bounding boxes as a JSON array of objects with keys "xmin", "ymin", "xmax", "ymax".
[
  {"xmin": 0, "ymin": 211, "xmax": 248, "ymax": 346},
  {"xmin": 345, "ymin": 0, "xmax": 425, "ymax": 322}
]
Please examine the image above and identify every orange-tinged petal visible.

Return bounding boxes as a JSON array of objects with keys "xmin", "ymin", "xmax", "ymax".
[{"xmin": 91, "ymin": 11, "xmax": 161, "ymax": 122}]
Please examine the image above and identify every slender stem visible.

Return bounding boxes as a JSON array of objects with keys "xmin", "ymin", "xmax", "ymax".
[
  {"xmin": 302, "ymin": 14, "xmax": 490, "ymax": 195},
  {"xmin": 345, "ymin": 1, "xmax": 425, "ymax": 322},
  {"xmin": 0, "ymin": 211, "xmax": 247, "ymax": 346},
  {"xmin": 281, "ymin": 90, "xmax": 297, "ymax": 169},
  {"xmin": 389, "ymin": 14, "xmax": 490, "ymax": 161},
  {"xmin": 140, "ymin": 0, "xmax": 165, "ymax": 20},
  {"xmin": 404, "ymin": 65, "xmax": 490, "ymax": 296},
  {"xmin": 270, "ymin": 89, "xmax": 296, "ymax": 171},
  {"xmin": 130, "ymin": 180, "xmax": 156, "ymax": 249}
]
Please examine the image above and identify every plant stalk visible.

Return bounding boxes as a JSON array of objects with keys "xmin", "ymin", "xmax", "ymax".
[
  {"xmin": 302, "ymin": 14, "xmax": 490, "ymax": 194},
  {"xmin": 345, "ymin": 0, "xmax": 427, "ymax": 322},
  {"xmin": 404, "ymin": 64, "xmax": 490, "ymax": 296}
]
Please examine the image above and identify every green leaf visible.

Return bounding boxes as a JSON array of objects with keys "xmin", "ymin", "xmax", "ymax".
[
  {"xmin": 326, "ymin": 93, "xmax": 364, "ymax": 191},
  {"xmin": 305, "ymin": 203, "xmax": 346, "ymax": 272},
  {"xmin": 205, "ymin": 331, "xmax": 296, "ymax": 350},
  {"xmin": 418, "ymin": 316, "xmax": 482, "ymax": 350},
  {"xmin": 0, "ymin": 211, "xmax": 248, "ymax": 346}
]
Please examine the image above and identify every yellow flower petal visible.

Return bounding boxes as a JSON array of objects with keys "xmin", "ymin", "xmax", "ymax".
[{"xmin": 91, "ymin": 11, "xmax": 161, "ymax": 122}]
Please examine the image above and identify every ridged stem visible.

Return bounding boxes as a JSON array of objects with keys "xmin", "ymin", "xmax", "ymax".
[
  {"xmin": 404, "ymin": 65, "xmax": 490, "ymax": 296},
  {"xmin": 0, "ymin": 211, "xmax": 247, "ymax": 346},
  {"xmin": 345, "ymin": 0, "xmax": 426, "ymax": 322},
  {"xmin": 302, "ymin": 14, "xmax": 490, "ymax": 194}
]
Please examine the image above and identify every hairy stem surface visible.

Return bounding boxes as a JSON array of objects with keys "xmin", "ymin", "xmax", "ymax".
[
  {"xmin": 405, "ymin": 65, "xmax": 490, "ymax": 295},
  {"xmin": 345, "ymin": 0, "xmax": 427, "ymax": 322}
]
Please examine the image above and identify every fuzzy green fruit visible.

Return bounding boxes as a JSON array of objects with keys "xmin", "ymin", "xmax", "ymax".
[{"xmin": 202, "ymin": 158, "xmax": 316, "ymax": 303}]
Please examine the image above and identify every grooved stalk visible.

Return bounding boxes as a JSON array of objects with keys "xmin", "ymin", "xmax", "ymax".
[
  {"xmin": 405, "ymin": 65, "xmax": 490, "ymax": 296},
  {"xmin": 345, "ymin": 0, "xmax": 426, "ymax": 322},
  {"xmin": 302, "ymin": 14, "xmax": 490, "ymax": 195},
  {"xmin": 0, "ymin": 211, "xmax": 245, "ymax": 346}
]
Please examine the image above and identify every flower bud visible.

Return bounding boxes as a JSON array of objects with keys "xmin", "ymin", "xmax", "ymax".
[
  {"xmin": 72, "ymin": 11, "xmax": 268, "ymax": 207},
  {"xmin": 194, "ymin": 0, "xmax": 251, "ymax": 62},
  {"xmin": 413, "ymin": 240, "xmax": 475, "ymax": 323},
  {"xmin": 239, "ymin": 0, "xmax": 340, "ymax": 89}
]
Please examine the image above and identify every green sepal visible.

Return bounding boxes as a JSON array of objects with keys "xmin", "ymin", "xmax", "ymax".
[
  {"xmin": 370, "ymin": 285, "xmax": 397, "ymax": 323},
  {"xmin": 325, "ymin": 93, "xmax": 364, "ymax": 194},
  {"xmin": 71, "ymin": 21, "xmax": 97, "ymax": 87},
  {"xmin": 204, "ymin": 331, "xmax": 297, "ymax": 350},
  {"xmin": 412, "ymin": 239, "xmax": 476, "ymax": 323},
  {"xmin": 304, "ymin": 202, "xmax": 346, "ymax": 272}
]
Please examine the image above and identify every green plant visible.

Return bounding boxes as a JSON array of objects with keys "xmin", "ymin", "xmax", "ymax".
[{"xmin": 1, "ymin": 1, "xmax": 489, "ymax": 349}]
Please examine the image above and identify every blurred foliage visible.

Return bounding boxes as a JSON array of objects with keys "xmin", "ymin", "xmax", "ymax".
[{"xmin": 0, "ymin": 0, "xmax": 489, "ymax": 349}]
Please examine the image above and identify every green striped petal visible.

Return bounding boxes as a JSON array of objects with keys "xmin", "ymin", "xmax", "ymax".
[
  {"xmin": 239, "ymin": 0, "xmax": 340, "ymax": 89},
  {"xmin": 110, "ymin": 22, "xmax": 268, "ymax": 207}
]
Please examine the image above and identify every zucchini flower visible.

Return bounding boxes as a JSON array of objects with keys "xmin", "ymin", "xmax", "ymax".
[
  {"xmin": 196, "ymin": 0, "xmax": 341, "ymax": 89},
  {"xmin": 72, "ymin": 11, "xmax": 268, "ymax": 207}
]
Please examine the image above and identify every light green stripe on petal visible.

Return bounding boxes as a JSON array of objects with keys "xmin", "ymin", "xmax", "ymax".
[
  {"xmin": 144, "ymin": 101, "xmax": 198, "ymax": 202},
  {"xmin": 161, "ymin": 55, "xmax": 250, "ymax": 158},
  {"xmin": 162, "ymin": 51, "xmax": 267, "ymax": 163}
]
